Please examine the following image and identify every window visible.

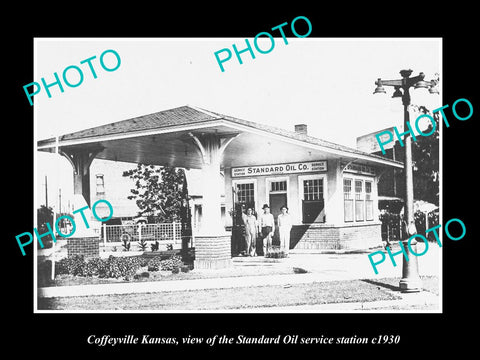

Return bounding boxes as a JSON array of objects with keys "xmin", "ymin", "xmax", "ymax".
[
  {"xmin": 344, "ymin": 177, "xmax": 375, "ymax": 222},
  {"xmin": 270, "ymin": 180, "xmax": 287, "ymax": 192},
  {"xmin": 96, "ymin": 174, "xmax": 105, "ymax": 196},
  {"xmin": 304, "ymin": 179, "xmax": 323, "ymax": 201},
  {"xmin": 302, "ymin": 178, "xmax": 324, "ymax": 223},
  {"xmin": 365, "ymin": 181, "xmax": 373, "ymax": 221},
  {"xmin": 344, "ymin": 178, "xmax": 354, "ymax": 222},
  {"xmin": 355, "ymin": 180, "xmax": 364, "ymax": 221},
  {"xmin": 236, "ymin": 182, "xmax": 255, "ymax": 205}
]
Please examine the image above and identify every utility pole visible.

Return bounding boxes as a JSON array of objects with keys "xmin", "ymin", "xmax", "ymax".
[
  {"xmin": 45, "ymin": 175, "xmax": 48, "ymax": 207},
  {"xmin": 373, "ymin": 69, "xmax": 439, "ymax": 292}
]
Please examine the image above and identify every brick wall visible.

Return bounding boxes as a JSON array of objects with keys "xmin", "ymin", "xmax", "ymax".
[
  {"xmin": 194, "ymin": 235, "xmax": 232, "ymax": 269},
  {"xmin": 291, "ymin": 223, "xmax": 382, "ymax": 250},
  {"xmin": 67, "ymin": 237, "xmax": 100, "ymax": 259}
]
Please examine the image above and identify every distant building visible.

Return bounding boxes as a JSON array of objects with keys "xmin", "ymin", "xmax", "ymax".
[
  {"xmin": 356, "ymin": 127, "xmax": 396, "ymax": 154},
  {"xmin": 356, "ymin": 127, "xmax": 405, "ymax": 206},
  {"xmin": 38, "ymin": 105, "xmax": 402, "ymax": 263}
]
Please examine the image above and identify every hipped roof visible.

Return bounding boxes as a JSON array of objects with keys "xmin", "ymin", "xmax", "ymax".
[{"xmin": 38, "ymin": 105, "xmax": 403, "ymax": 170}]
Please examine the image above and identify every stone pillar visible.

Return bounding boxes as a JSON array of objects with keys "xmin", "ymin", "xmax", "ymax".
[
  {"xmin": 326, "ymin": 160, "xmax": 343, "ymax": 225},
  {"xmin": 61, "ymin": 148, "xmax": 101, "ymax": 207},
  {"xmin": 60, "ymin": 147, "xmax": 103, "ymax": 258},
  {"xmin": 67, "ymin": 236, "xmax": 99, "ymax": 259},
  {"xmin": 189, "ymin": 132, "xmax": 238, "ymax": 269}
]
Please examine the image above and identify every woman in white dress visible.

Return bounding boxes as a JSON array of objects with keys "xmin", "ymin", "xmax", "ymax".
[{"xmin": 277, "ymin": 205, "xmax": 292, "ymax": 256}]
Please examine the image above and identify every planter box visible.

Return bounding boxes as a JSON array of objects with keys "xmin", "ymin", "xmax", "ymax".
[{"xmin": 142, "ymin": 249, "xmax": 181, "ymax": 260}]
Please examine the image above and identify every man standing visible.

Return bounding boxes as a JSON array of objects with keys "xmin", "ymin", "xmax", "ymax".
[
  {"xmin": 259, "ymin": 204, "xmax": 274, "ymax": 256},
  {"xmin": 278, "ymin": 205, "xmax": 292, "ymax": 256}
]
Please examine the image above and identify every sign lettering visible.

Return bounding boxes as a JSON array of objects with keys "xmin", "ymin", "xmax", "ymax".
[{"xmin": 232, "ymin": 161, "xmax": 327, "ymax": 177}]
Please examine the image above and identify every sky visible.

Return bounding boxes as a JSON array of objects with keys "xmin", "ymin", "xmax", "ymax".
[{"xmin": 34, "ymin": 37, "xmax": 442, "ymax": 211}]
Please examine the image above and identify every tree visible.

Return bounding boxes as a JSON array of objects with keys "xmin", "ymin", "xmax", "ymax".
[
  {"xmin": 411, "ymin": 105, "xmax": 440, "ymax": 205},
  {"xmin": 377, "ymin": 105, "xmax": 439, "ymax": 207},
  {"xmin": 37, "ymin": 205, "xmax": 53, "ymax": 228},
  {"xmin": 122, "ymin": 164, "xmax": 190, "ymax": 224},
  {"xmin": 37, "ymin": 205, "xmax": 54, "ymax": 248}
]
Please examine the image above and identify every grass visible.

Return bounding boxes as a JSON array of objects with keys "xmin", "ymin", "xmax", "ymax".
[
  {"xmin": 37, "ymin": 277, "xmax": 432, "ymax": 311},
  {"xmin": 364, "ymin": 275, "xmax": 439, "ymax": 295}
]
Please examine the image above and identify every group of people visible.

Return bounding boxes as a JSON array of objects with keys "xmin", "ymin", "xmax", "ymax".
[{"xmin": 241, "ymin": 203, "xmax": 292, "ymax": 257}]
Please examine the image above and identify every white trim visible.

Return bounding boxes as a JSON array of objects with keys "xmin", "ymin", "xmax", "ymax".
[
  {"xmin": 38, "ymin": 118, "xmax": 403, "ymax": 169},
  {"xmin": 342, "ymin": 173, "xmax": 377, "ymax": 224},
  {"xmin": 37, "ymin": 120, "xmax": 228, "ymax": 149},
  {"xmin": 187, "ymin": 105, "xmax": 223, "ymax": 119},
  {"xmin": 297, "ymin": 174, "xmax": 328, "ymax": 225},
  {"xmin": 221, "ymin": 121, "xmax": 403, "ymax": 168}
]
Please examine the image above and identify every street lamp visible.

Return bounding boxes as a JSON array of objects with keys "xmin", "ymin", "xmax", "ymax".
[{"xmin": 373, "ymin": 69, "xmax": 439, "ymax": 292}]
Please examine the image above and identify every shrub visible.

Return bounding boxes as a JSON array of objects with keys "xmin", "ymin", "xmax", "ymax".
[
  {"xmin": 84, "ymin": 257, "xmax": 105, "ymax": 277},
  {"xmin": 55, "ymin": 255, "xmax": 86, "ymax": 276},
  {"xmin": 146, "ymin": 255, "xmax": 183, "ymax": 272},
  {"xmin": 138, "ymin": 256, "xmax": 149, "ymax": 267},
  {"xmin": 147, "ymin": 256, "xmax": 163, "ymax": 271},
  {"xmin": 150, "ymin": 241, "xmax": 159, "ymax": 252},
  {"xmin": 122, "ymin": 236, "xmax": 131, "ymax": 251},
  {"xmin": 160, "ymin": 255, "xmax": 183, "ymax": 271},
  {"xmin": 101, "ymin": 256, "xmax": 142, "ymax": 278},
  {"xmin": 138, "ymin": 239, "xmax": 148, "ymax": 251},
  {"xmin": 56, "ymin": 255, "xmax": 144, "ymax": 279}
]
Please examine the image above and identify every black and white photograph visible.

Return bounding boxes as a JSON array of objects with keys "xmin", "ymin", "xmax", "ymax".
[{"xmin": 33, "ymin": 37, "xmax": 442, "ymax": 313}]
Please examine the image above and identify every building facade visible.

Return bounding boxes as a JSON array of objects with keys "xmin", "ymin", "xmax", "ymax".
[
  {"xmin": 225, "ymin": 140, "xmax": 383, "ymax": 250},
  {"xmin": 38, "ymin": 105, "xmax": 403, "ymax": 267}
]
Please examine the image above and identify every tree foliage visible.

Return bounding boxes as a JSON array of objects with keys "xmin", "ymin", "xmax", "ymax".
[
  {"xmin": 122, "ymin": 164, "xmax": 190, "ymax": 223},
  {"xmin": 377, "ymin": 105, "xmax": 440, "ymax": 207},
  {"xmin": 411, "ymin": 105, "xmax": 439, "ymax": 205},
  {"xmin": 37, "ymin": 205, "xmax": 53, "ymax": 228}
]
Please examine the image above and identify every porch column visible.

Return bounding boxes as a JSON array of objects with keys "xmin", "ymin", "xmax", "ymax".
[
  {"xmin": 61, "ymin": 148, "xmax": 100, "ymax": 208},
  {"xmin": 189, "ymin": 132, "xmax": 238, "ymax": 269},
  {"xmin": 327, "ymin": 160, "xmax": 344, "ymax": 225},
  {"xmin": 60, "ymin": 147, "xmax": 102, "ymax": 257}
]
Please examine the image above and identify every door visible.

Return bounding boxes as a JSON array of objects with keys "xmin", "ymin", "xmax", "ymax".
[
  {"xmin": 269, "ymin": 193, "xmax": 287, "ymax": 245},
  {"xmin": 301, "ymin": 178, "xmax": 325, "ymax": 223}
]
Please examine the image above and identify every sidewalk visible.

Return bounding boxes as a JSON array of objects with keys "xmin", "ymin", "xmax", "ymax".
[
  {"xmin": 38, "ymin": 245, "xmax": 441, "ymax": 310},
  {"xmin": 39, "ymin": 272, "xmax": 323, "ymax": 298}
]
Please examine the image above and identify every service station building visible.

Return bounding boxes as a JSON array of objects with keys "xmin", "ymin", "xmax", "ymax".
[{"xmin": 38, "ymin": 106, "xmax": 403, "ymax": 269}]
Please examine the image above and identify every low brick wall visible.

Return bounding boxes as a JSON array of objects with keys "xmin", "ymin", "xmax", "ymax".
[
  {"xmin": 67, "ymin": 236, "xmax": 100, "ymax": 259},
  {"xmin": 194, "ymin": 235, "xmax": 232, "ymax": 269},
  {"xmin": 291, "ymin": 223, "xmax": 382, "ymax": 250}
]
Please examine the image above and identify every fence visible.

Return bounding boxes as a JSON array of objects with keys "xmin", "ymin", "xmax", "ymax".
[
  {"xmin": 101, "ymin": 222, "xmax": 183, "ymax": 246},
  {"xmin": 380, "ymin": 210, "xmax": 439, "ymax": 243}
]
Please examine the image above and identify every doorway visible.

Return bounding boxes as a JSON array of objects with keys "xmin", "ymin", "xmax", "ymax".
[{"xmin": 268, "ymin": 179, "xmax": 288, "ymax": 245}]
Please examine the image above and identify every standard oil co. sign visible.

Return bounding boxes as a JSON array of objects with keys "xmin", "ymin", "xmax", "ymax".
[{"xmin": 232, "ymin": 161, "xmax": 327, "ymax": 177}]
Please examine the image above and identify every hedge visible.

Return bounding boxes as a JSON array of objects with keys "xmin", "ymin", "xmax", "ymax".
[{"xmin": 55, "ymin": 254, "xmax": 184, "ymax": 279}]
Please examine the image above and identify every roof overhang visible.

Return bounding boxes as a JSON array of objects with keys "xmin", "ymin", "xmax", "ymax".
[{"xmin": 38, "ymin": 106, "xmax": 404, "ymax": 170}]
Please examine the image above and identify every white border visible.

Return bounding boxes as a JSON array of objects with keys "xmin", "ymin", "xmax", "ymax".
[{"xmin": 33, "ymin": 37, "xmax": 443, "ymax": 314}]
